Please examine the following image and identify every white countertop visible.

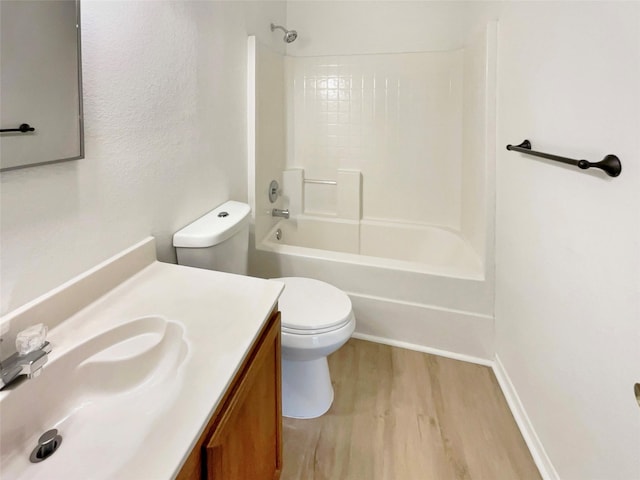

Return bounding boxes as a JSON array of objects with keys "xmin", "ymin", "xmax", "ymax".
[{"xmin": 0, "ymin": 239, "xmax": 284, "ymax": 479}]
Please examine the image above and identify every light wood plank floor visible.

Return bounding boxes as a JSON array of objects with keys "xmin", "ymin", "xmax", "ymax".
[{"xmin": 282, "ymin": 339, "xmax": 541, "ymax": 480}]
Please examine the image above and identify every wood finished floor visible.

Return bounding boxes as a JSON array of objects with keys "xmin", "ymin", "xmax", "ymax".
[{"xmin": 282, "ymin": 339, "xmax": 541, "ymax": 480}]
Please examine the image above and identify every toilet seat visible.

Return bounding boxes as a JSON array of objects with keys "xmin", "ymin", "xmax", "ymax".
[
  {"xmin": 272, "ymin": 277, "xmax": 354, "ymax": 335},
  {"xmin": 282, "ymin": 312, "xmax": 354, "ymax": 335}
]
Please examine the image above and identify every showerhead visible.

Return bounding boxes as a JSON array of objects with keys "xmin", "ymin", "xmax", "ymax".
[
  {"xmin": 284, "ymin": 30, "xmax": 298, "ymax": 43},
  {"xmin": 271, "ymin": 23, "xmax": 298, "ymax": 43}
]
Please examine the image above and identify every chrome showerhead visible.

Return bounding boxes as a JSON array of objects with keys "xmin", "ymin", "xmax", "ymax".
[
  {"xmin": 271, "ymin": 23, "xmax": 298, "ymax": 44},
  {"xmin": 284, "ymin": 30, "xmax": 298, "ymax": 43}
]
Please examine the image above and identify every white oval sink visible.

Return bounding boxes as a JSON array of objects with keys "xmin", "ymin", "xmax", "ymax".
[{"xmin": 0, "ymin": 315, "xmax": 189, "ymax": 479}]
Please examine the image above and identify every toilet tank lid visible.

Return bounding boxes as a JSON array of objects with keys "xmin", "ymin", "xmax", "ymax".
[{"xmin": 173, "ymin": 201, "xmax": 251, "ymax": 248}]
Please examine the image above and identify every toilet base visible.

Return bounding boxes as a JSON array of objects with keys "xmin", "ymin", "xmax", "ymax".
[{"xmin": 282, "ymin": 357, "xmax": 334, "ymax": 419}]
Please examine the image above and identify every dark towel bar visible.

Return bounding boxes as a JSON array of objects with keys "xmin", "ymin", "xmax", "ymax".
[
  {"xmin": 0, "ymin": 123, "xmax": 35, "ymax": 133},
  {"xmin": 506, "ymin": 139, "xmax": 622, "ymax": 177}
]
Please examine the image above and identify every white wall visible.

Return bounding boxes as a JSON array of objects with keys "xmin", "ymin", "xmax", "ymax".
[
  {"xmin": 286, "ymin": 1, "xmax": 470, "ymax": 56},
  {"xmin": 494, "ymin": 2, "xmax": 640, "ymax": 479},
  {"xmin": 0, "ymin": 1, "xmax": 286, "ymax": 314}
]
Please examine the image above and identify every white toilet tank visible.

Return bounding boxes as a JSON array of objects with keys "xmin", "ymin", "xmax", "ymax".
[{"xmin": 173, "ymin": 201, "xmax": 251, "ymax": 275}]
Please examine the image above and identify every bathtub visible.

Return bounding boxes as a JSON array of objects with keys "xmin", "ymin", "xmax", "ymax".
[
  {"xmin": 250, "ymin": 215, "xmax": 495, "ymax": 364},
  {"xmin": 262, "ymin": 215, "xmax": 483, "ymax": 278}
]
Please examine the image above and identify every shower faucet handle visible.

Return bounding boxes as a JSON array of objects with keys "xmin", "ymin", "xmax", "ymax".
[{"xmin": 269, "ymin": 180, "xmax": 279, "ymax": 203}]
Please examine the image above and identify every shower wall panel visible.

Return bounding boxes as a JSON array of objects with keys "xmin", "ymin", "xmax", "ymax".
[
  {"xmin": 285, "ymin": 51, "xmax": 463, "ymax": 229},
  {"xmin": 461, "ymin": 23, "xmax": 497, "ymax": 264},
  {"xmin": 248, "ymin": 38, "xmax": 286, "ymax": 243}
]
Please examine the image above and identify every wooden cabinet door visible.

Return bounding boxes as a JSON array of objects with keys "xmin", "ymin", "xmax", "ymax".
[{"xmin": 206, "ymin": 313, "xmax": 282, "ymax": 480}]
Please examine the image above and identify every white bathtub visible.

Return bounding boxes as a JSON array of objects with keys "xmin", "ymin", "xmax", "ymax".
[
  {"xmin": 262, "ymin": 215, "xmax": 483, "ymax": 278},
  {"xmin": 250, "ymin": 215, "xmax": 494, "ymax": 363}
]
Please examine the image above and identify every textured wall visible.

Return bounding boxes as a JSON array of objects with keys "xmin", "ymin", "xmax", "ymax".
[{"xmin": 0, "ymin": 1, "xmax": 286, "ymax": 314}]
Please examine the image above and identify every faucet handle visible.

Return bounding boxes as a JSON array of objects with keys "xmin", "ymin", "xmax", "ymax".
[
  {"xmin": 41, "ymin": 342, "xmax": 52, "ymax": 354},
  {"xmin": 16, "ymin": 324, "xmax": 48, "ymax": 356}
]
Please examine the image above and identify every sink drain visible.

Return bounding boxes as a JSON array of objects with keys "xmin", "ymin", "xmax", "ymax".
[{"xmin": 30, "ymin": 429, "xmax": 62, "ymax": 463}]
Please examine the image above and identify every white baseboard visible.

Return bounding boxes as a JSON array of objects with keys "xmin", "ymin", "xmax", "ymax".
[
  {"xmin": 493, "ymin": 354, "xmax": 559, "ymax": 480},
  {"xmin": 351, "ymin": 332, "xmax": 494, "ymax": 367}
]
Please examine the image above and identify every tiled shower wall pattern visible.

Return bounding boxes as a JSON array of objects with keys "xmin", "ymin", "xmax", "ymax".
[{"xmin": 286, "ymin": 51, "xmax": 463, "ymax": 228}]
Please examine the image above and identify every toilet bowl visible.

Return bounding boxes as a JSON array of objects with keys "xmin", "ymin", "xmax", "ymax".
[
  {"xmin": 274, "ymin": 277, "xmax": 355, "ymax": 419},
  {"xmin": 173, "ymin": 201, "xmax": 355, "ymax": 419}
]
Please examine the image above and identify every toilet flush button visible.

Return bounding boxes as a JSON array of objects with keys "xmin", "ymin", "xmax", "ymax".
[{"xmin": 217, "ymin": 212, "xmax": 229, "ymax": 218}]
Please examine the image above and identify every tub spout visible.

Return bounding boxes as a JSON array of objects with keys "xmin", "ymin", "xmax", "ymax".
[{"xmin": 272, "ymin": 208, "xmax": 289, "ymax": 219}]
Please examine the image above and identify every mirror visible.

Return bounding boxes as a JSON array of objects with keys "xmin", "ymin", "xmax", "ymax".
[{"xmin": 0, "ymin": 0, "xmax": 83, "ymax": 171}]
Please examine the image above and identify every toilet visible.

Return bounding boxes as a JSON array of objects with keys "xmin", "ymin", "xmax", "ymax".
[{"xmin": 173, "ymin": 201, "xmax": 355, "ymax": 419}]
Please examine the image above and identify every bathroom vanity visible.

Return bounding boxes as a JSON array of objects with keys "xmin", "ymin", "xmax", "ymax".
[
  {"xmin": 0, "ymin": 238, "xmax": 284, "ymax": 480},
  {"xmin": 177, "ymin": 307, "xmax": 282, "ymax": 479}
]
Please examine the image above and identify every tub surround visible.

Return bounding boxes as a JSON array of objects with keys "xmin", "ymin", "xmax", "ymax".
[
  {"xmin": 0, "ymin": 237, "xmax": 284, "ymax": 479},
  {"xmin": 248, "ymin": 23, "xmax": 496, "ymax": 365}
]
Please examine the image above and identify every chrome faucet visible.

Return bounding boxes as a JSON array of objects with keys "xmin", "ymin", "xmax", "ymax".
[
  {"xmin": 272, "ymin": 208, "xmax": 290, "ymax": 219},
  {"xmin": 0, "ymin": 342, "xmax": 51, "ymax": 390}
]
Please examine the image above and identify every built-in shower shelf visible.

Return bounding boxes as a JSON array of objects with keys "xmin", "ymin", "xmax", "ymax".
[{"xmin": 282, "ymin": 168, "xmax": 362, "ymax": 220}]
